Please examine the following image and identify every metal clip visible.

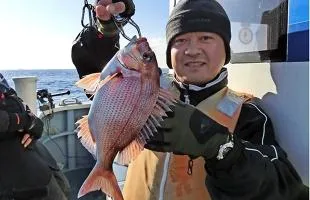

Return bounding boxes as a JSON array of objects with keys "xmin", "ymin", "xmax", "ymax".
[
  {"xmin": 112, "ymin": 16, "xmax": 141, "ymax": 41},
  {"xmin": 81, "ymin": 0, "xmax": 96, "ymax": 28},
  {"xmin": 216, "ymin": 135, "xmax": 234, "ymax": 160}
]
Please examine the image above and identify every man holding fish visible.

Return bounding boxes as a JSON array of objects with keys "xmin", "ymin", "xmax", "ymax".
[{"xmin": 75, "ymin": 0, "xmax": 308, "ymax": 199}]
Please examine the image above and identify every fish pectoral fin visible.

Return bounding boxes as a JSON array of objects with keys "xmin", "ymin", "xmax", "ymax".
[
  {"xmin": 78, "ymin": 164, "xmax": 123, "ymax": 200},
  {"xmin": 115, "ymin": 139, "xmax": 143, "ymax": 165},
  {"xmin": 99, "ymin": 72, "xmax": 120, "ymax": 87},
  {"xmin": 76, "ymin": 73, "xmax": 101, "ymax": 93},
  {"xmin": 75, "ymin": 116, "xmax": 96, "ymax": 157}
]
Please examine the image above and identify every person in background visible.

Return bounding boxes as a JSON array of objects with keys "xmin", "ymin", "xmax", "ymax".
[
  {"xmin": 87, "ymin": 0, "xmax": 308, "ymax": 199},
  {"xmin": 71, "ymin": 0, "xmax": 134, "ymax": 100},
  {"xmin": 0, "ymin": 73, "xmax": 71, "ymax": 200}
]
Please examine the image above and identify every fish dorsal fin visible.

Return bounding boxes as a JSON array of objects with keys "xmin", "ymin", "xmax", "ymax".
[
  {"xmin": 141, "ymin": 124, "xmax": 153, "ymax": 140},
  {"xmin": 153, "ymin": 88, "xmax": 176, "ymax": 117},
  {"xmin": 136, "ymin": 88, "xmax": 177, "ymax": 144},
  {"xmin": 115, "ymin": 88, "xmax": 177, "ymax": 165},
  {"xmin": 75, "ymin": 115, "xmax": 97, "ymax": 157},
  {"xmin": 115, "ymin": 139, "xmax": 143, "ymax": 165},
  {"xmin": 76, "ymin": 73, "xmax": 101, "ymax": 93},
  {"xmin": 159, "ymin": 88, "xmax": 177, "ymax": 101},
  {"xmin": 158, "ymin": 88, "xmax": 177, "ymax": 107}
]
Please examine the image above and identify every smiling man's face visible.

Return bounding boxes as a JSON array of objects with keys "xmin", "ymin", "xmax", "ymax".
[{"xmin": 170, "ymin": 32, "xmax": 226, "ymax": 85}]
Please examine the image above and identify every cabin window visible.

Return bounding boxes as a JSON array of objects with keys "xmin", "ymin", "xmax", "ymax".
[{"xmin": 217, "ymin": 0, "xmax": 288, "ymax": 63}]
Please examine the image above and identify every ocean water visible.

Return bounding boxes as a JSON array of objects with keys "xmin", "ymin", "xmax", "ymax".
[
  {"xmin": 0, "ymin": 68, "xmax": 172, "ymax": 108},
  {"xmin": 0, "ymin": 69, "xmax": 89, "ymax": 105}
]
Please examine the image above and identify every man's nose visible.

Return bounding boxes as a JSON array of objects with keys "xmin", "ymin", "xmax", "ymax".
[{"xmin": 184, "ymin": 40, "xmax": 202, "ymax": 56}]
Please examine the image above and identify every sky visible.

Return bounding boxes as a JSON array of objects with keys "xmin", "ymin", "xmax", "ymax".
[{"xmin": 0, "ymin": 0, "xmax": 170, "ymax": 70}]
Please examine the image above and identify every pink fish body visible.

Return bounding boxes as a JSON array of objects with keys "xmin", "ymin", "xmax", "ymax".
[{"xmin": 75, "ymin": 37, "xmax": 176, "ymax": 200}]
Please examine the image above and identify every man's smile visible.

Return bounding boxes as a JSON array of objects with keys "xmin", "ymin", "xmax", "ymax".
[{"xmin": 184, "ymin": 61, "xmax": 206, "ymax": 68}]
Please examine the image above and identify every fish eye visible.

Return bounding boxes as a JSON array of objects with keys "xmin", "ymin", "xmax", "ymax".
[{"xmin": 143, "ymin": 53, "xmax": 153, "ymax": 62}]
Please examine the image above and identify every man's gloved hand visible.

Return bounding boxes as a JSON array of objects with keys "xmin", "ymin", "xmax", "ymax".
[
  {"xmin": 23, "ymin": 112, "xmax": 44, "ymax": 140},
  {"xmin": 1, "ymin": 95, "xmax": 43, "ymax": 139},
  {"xmin": 145, "ymin": 102, "xmax": 232, "ymax": 160},
  {"xmin": 7, "ymin": 111, "xmax": 33, "ymax": 132},
  {"xmin": 95, "ymin": 0, "xmax": 135, "ymax": 36}
]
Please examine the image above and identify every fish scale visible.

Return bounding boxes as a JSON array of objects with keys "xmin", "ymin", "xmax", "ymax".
[{"xmin": 90, "ymin": 77, "xmax": 142, "ymax": 154}]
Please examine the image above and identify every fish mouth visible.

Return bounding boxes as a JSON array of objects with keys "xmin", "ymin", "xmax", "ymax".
[
  {"xmin": 142, "ymin": 50, "xmax": 155, "ymax": 62},
  {"xmin": 136, "ymin": 37, "xmax": 154, "ymax": 62}
]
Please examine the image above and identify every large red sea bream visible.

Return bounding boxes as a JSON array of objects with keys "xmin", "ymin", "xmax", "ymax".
[{"xmin": 75, "ymin": 36, "xmax": 176, "ymax": 200}]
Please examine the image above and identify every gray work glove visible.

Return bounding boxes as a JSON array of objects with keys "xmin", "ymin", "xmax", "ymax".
[{"xmin": 145, "ymin": 102, "xmax": 232, "ymax": 160}]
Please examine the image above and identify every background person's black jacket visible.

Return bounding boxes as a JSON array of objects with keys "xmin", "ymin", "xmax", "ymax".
[
  {"xmin": 0, "ymin": 93, "xmax": 52, "ymax": 198},
  {"xmin": 71, "ymin": 26, "xmax": 119, "ymax": 100},
  {"xmin": 78, "ymin": 33, "xmax": 308, "ymax": 200}
]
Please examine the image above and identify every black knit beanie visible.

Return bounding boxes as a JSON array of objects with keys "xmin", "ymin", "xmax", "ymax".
[{"xmin": 166, "ymin": 0, "xmax": 231, "ymax": 68}]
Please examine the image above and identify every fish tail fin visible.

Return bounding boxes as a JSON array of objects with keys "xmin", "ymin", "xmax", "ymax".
[
  {"xmin": 78, "ymin": 164, "xmax": 123, "ymax": 200},
  {"xmin": 75, "ymin": 73, "xmax": 101, "ymax": 93}
]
